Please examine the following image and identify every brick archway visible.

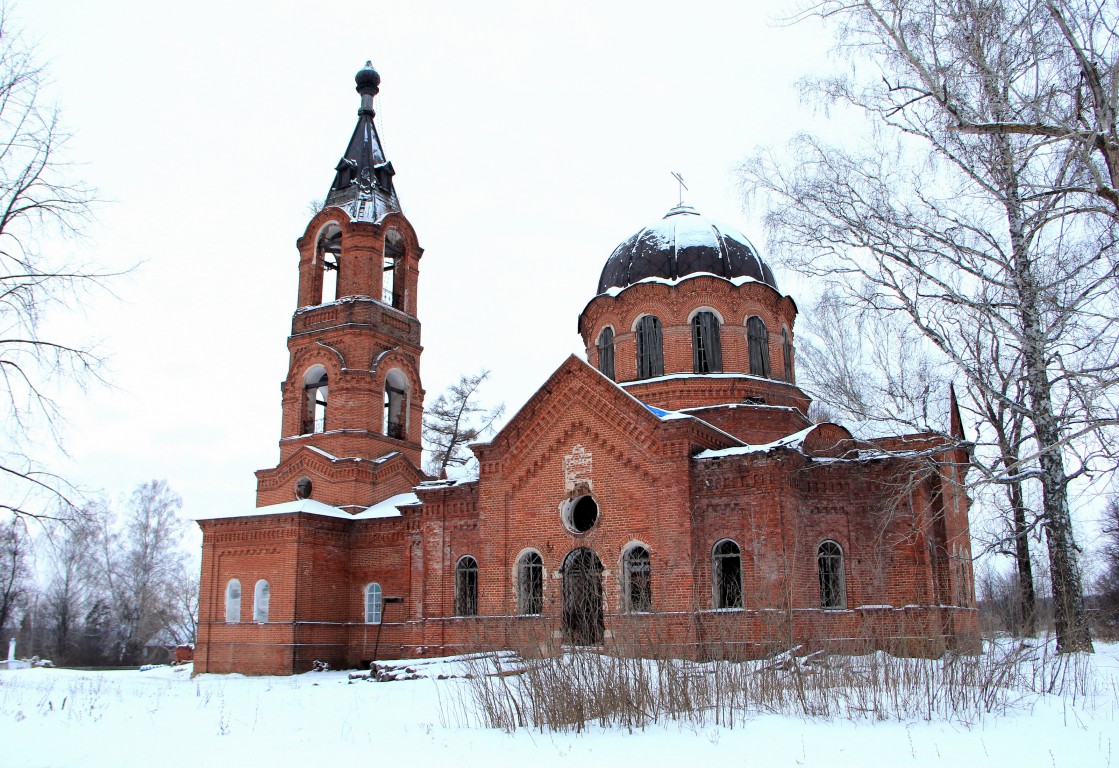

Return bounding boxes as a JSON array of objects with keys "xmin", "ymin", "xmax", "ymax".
[{"xmin": 562, "ymin": 547, "xmax": 604, "ymax": 645}]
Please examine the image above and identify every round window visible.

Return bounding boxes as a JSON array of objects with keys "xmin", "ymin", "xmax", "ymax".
[{"xmin": 562, "ymin": 495, "xmax": 599, "ymax": 533}]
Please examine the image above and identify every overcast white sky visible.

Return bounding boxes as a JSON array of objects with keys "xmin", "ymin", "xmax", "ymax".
[{"xmin": 15, "ymin": 1, "xmax": 845, "ymax": 526}]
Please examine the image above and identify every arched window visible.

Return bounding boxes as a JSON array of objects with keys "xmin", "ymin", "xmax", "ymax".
[
  {"xmin": 383, "ymin": 369, "xmax": 408, "ymax": 440},
  {"xmin": 303, "ymin": 366, "xmax": 329, "ymax": 434},
  {"xmin": 818, "ymin": 541, "xmax": 846, "ymax": 609},
  {"xmin": 692, "ymin": 311, "xmax": 723, "ymax": 374},
  {"xmin": 225, "ymin": 579, "xmax": 241, "ymax": 623},
  {"xmin": 364, "ymin": 582, "xmax": 383, "ymax": 624},
  {"xmin": 635, "ymin": 315, "xmax": 664, "ymax": 379},
  {"xmin": 253, "ymin": 579, "xmax": 270, "ymax": 623},
  {"xmin": 623, "ymin": 545, "xmax": 652, "ymax": 612},
  {"xmin": 747, "ymin": 316, "xmax": 770, "ymax": 377},
  {"xmin": 596, "ymin": 327, "xmax": 615, "ymax": 380},
  {"xmin": 713, "ymin": 540, "xmax": 743, "ymax": 609},
  {"xmin": 781, "ymin": 326, "xmax": 794, "ymax": 383},
  {"xmin": 517, "ymin": 551, "xmax": 544, "ymax": 615},
  {"xmin": 317, "ymin": 223, "xmax": 342, "ymax": 304},
  {"xmin": 383, "ymin": 230, "xmax": 405, "ymax": 309},
  {"xmin": 455, "ymin": 556, "xmax": 478, "ymax": 616}
]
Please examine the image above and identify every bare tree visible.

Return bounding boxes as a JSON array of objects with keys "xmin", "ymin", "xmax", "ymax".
[
  {"xmin": 0, "ymin": 514, "xmax": 30, "ymax": 636},
  {"xmin": 743, "ymin": 0, "xmax": 1118, "ymax": 651},
  {"xmin": 423, "ymin": 370, "xmax": 505, "ymax": 479},
  {"xmin": 1095, "ymin": 497, "xmax": 1119, "ymax": 623},
  {"xmin": 801, "ymin": 292, "xmax": 1041, "ymax": 633},
  {"xmin": 0, "ymin": 6, "xmax": 107, "ymax": 521},
  {"xmin": 41, "ymin": 506, "xmax": 103, "ymax": 662},
  {"xmin": 98, "ymin": 481, "xmax": 190, "ymax": 663}
]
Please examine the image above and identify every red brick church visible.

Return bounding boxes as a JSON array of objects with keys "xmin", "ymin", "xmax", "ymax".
[{"xmin": 193, "ymin": 63, "xmax": 979, "ymax": 675}]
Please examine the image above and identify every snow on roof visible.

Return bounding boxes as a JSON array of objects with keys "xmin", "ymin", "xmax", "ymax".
[
  {"xmin": 601, "ymin": 272, "xmax": 763, "ymax": 298},
  {"xmin": 351, "ymin": 492, "xmax": 417, "ymax": 519},
  {"xmin": 296, "ymin": 446, "xmax": 399, "ymax": 464},
  {"xmin": 416, "ymin": 478, "xmax": 473, "ymax": 489},
  {"xmin": 619, "ymin": 371, "xmax": 791, "ymax": 387},
  {"xmin": 191, "ymin": 492, "xmax": 418, "ymax": 522},
  {"xmin": 694, "ymin": 425, "xmax": 818, "ymax": 460},
  {"xmin": 679, "ymin": 403, "xmax": 805, "ymax": 414}
]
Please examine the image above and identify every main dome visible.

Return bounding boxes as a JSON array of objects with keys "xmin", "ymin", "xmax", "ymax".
[{"xmin": 597, "ymin": 205, "xmax": 777, "ymax": 294}]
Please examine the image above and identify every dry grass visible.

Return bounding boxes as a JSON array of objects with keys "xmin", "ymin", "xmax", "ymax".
[{"xmin": 455, "ymin": 638, "xmax": 1097, "ymax": 732}]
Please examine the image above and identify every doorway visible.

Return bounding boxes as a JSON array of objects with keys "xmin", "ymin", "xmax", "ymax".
[{"xmin": 562, "ymin": 547, "xmax": 604, "ymax": 645}]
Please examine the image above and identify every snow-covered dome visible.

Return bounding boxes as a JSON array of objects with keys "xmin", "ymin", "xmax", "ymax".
[{"xmin": 597, "ymin": 205, "xmax": 777, "ymax": 294}]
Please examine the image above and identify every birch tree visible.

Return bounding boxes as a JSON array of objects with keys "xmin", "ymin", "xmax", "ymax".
[{"xmin": 743, "ymin": 0, "xmax": 1119, "ymax": 651}]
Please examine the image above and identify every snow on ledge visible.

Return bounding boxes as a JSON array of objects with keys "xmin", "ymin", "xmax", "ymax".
[
  {"xmin": 694, "ymin": 425, "xmax": 817, "ymax": 459},
  {"xmin": 599, "ymin": 272, "xmax": 765, "ymax": 297},
  {"xmin": 191, "ymin": 493, "xmax": 418, "ymax": 522}
]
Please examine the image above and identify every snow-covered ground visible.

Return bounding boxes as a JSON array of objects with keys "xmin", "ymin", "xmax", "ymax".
[{"xmin": 1, "ymin": 644, "xmax": 1116, "ymax": 768}]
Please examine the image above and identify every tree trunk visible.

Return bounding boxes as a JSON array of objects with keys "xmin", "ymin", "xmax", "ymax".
[{"xmin": 1006, "ymin": 477, "xmax": 1037, "ymax": 636}]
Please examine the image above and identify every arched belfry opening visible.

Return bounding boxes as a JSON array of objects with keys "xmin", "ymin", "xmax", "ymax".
[
  {"xmin": 384, "ymin": 230, "xmax": 405, "ymax": 310},
  {"xmin": 562, "ymin": 548, "xmax": 604, "ymax": 645},
  {"xmin": 383, "ymin": 369, "xmax": 409, "ymax": 440},
  {"xmin": 303, "ymin": 365, "xmax": 329, "ymax": 434},
  {"xmin": 316, "ymin": 223, "xmax": 342, "ymax": 304}
]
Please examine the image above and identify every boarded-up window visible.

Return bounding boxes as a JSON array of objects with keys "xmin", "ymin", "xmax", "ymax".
[
  {"xmin": 818, "ymin": 541, "xmax": 846, "ymax": 609},
  {"xmin": 365, "ymin": 582, "xmax": 383, "ymax": 624},
  {"xmin": 225, "ymin": 579, "xmax": 241, "ymax": 623},
  {"xmin": 517, "ymin": 552, "xmax": 544, "ymax": 615},
  {"xmin": 253, "ymin": 580, "xmax": 270, "ymax": 623},
  {"xmin": 747, "ymin": 316, "xmax": 770, "ymax": 377},
  {"xmin": 692, "ymin": 311, "xmax": 723, "ymax": 373},
  {"xmin": 636, "ymin": 315, "xmax": 664, "ymax": 379},
  {"xmin": 596, "ymin": 327, "xmax": 615, "ymax": 380},
  {"xmin": 455, "ymin": 556, "xmax": 478, "ymax": 616},
  {"xmin": 781, "ymin": 327, "xmax": 794, "ymax": 383},
  {"xmin": 713, "ymin": 540, "xmax": 743, "ymax": 609},
  {"xmin": 624, "ymin": 546, "xmax": 652, "ymax": 612}
]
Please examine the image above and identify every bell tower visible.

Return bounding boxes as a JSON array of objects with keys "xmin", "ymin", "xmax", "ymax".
[{"xmin": 255, "ymin": 61, "xmax": 427, "ymax": 511}]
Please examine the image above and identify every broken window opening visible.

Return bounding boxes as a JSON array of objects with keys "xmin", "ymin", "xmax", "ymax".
[
  {"xmin": 317, "ymin": 224, "xmax": 342, "ymax": 304},
  {"xmin": 455, "ymin": 556, "xmax": 479, "ymax": 617},
  {"xmin": 383, "ymin": 230, "xmax": 405, "ymax": 309},
  {"xmin": 818, "ymin": 541, "xmax": 846, "ymax": 609},
  {"xmin": 517, "ymin": 551, "xmax": 544, "ymax": 615},
  {"xmin": 225, "ymin": 579, "xmax": 241, "ymax": 623},
  {"xmin": 253, "ymin": 579, "xmax": 270, "ymax": 623},
  {"xmin": 636, "ymin": 315, "xmax": 664, "ymax": 379},
  {"xmin": 623, "ymin": 546, "xmax": 652, "ymax": 613},
  {"xmin": 692, "ymin": 311, "xmax": 723, "ymax": 374},
  {"xmin": 383, "ymin": 369, "xmax": 408, "ymax": 440},
  {"xmin": 781, "ymin": 326, "xmax": 795, "ymax": 383},
  {"xmin": 747, "ymin": 316, "xmax": 770, "ymax": 378},
  {"xmin": 563, "ymin": 495, "xmax": 599, "ymax": 534},
  {"xmin": 365, "ymin": 582, "xmax": 383, "ymax": 624},
  {"xmin": 596, "ymin": 327, "xmax": 615, "ymax": 380},
  {"xmin": 302, "ymin": 367, "xmax": 329, "ymax": 434},
  {"xmin": 713, "ymin": 539, "xmax": 743, "ymax": 609}
]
